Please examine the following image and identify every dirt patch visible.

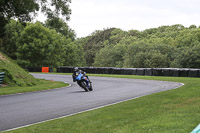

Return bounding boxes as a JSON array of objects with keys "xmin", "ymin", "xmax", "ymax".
[
  {"xmin": 0, "ymin": 84, "xmax": 8, "ymax": 87},
  {"xmin": 0, "ymin": 53, "xmax": 8, "ymax": 61}
]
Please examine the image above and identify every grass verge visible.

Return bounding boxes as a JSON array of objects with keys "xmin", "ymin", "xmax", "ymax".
[{"xmin": 5, "ymin": 74, "xmax": 200, "ymax": 133}]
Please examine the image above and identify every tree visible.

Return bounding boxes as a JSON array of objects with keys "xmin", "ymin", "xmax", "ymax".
[
  {"xmin": 16, "ymin": 22, "xmax": 67, "ymax": 68},
  {"xmin": 64, "ymin": 40, "xmax": 86, "ymax": 67},
  {"xmin": 189, "ymin": 25, "xmax": 197, "ymax": 29},
  {"xmin": 109, "ymin": 28, "xmax": 128, "ymax": 44},
  {"xmin": 172, "ymin": 45, "xmax": 200, "ymax": 68},
  {"xmin": 1, "ymin": 20, "xmax": 24, "ymax": 59},
  {"xmin": 93, "ymin": 43, "xmax": 126, "ymax": 67},
  {"xmin": 124, "ymin": 43, "xmax": 172, "ymax": 68},
  {"xmin": 81, "ymin": 28, "xmax": 116, "ymax": 66},
  {"xmin": 175, "ymin": 28, "xmax": 200, "ymax": 47},
  {"xmin": 0, "ymin": 0, "xmax": 71, "ymax": 38},
  {"xmin": 93, "ymin": 45, "xmax": 115, "ymax": 67},
  {"xmin": 0, "ymin": 0, "xmax": 39, "ymax": 37},
  {"xmin": 39, "ymin": 0, "xmax": 71, "ymax": 21},
  {"xmin": 144, "ymin": 51, "xmax": 169, "ymax": 68},
  {"xmin": 45, "ymin": 17, "xmax": 76, "ymax": 40}
]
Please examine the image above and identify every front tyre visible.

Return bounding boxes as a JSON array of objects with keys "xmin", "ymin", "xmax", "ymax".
[
  {"xmin": 89, "ymin": 83, "xmax": 93, "ymax": 91},
  {"xmin": 81, "ymin": 81, "xmax": 89, "ymax": 92}
]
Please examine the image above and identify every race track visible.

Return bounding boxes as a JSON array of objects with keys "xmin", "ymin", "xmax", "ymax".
[{"xmin": 0, "ymin": 74, "xmax": 183, "ymax": 131}]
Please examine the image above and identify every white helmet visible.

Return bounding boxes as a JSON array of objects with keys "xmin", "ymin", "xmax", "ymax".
[{"xmin": 74, "ymin": 67, "xmax": 79, "ymax": 71}]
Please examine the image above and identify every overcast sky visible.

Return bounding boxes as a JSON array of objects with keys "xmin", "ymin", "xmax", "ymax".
[{"xmin": 39, "ymin": 0, "xmax": 200, "ymax": 38}]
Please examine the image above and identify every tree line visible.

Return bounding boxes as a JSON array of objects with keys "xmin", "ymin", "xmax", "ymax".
[
  {"xmin": 78, "ymin": 25, "xmax": 200, "ymax": 68},
  {"xmin": 1, "ymin": 21, "xmax": 200, "ymax": 69}
]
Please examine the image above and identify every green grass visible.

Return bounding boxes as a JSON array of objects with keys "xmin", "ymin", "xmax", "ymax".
[{"xmin": 5, "ymin": 74, "xmax": 200, "ymax": 133}]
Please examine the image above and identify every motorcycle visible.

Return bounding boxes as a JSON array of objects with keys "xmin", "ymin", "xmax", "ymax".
[{"xmin": 73, "ymin": 72, "xmax": 93, "ymax": 92}]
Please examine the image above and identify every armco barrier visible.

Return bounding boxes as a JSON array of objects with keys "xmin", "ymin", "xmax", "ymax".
[
  {"xmin": 57, "ymin": 66, "xmax": 200, "ymax": 78},
  {"xmin": 0, "ymin": 72, "xmax": 5, "ymax": 86}
]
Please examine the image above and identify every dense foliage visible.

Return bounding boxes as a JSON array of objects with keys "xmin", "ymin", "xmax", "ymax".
[
  {"xmin": 0, "ymin": 19, "xmax": 86, "ymax": 68},
  {"xmin": 79, "ymin": 25, "xmax": 200, "ymax": 68},
  {"xmin": 1, "ymin": 20, "xmax": 24, "ymax": 60},
  {"xmin": 16, "ymin": 22, "xmax": 67, "ymax": 68},
  {"xmin": 1, "ymin": 20, "xmax": 200, "ymax": 69},
  {"xmin": 77, "ymin": 28, "xmax": 117, "ymax": 66},
  {"xmin": 0, "ymin": 0, "xmax": 86, "ymax": 68},
  {"xmin": 0, "ymin": 0, "xmax": 71, "ymax": 39}
]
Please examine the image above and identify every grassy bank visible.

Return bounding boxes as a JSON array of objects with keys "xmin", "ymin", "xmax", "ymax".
[
  {"xmin": 0, "ymin": 52, "xmax": 38, "ymax": 87},
  {"xmin": 0, "ymin": 52, "xmax": 69, "ymax": 96},
  {"xmin": 5, "ymin": 74, "xmax": 200, "ymax": 133}
]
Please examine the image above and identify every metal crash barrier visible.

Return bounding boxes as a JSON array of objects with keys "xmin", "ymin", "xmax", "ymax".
[{"xmin": 0, "ymin": 72, "xmax": 5, "ymax": 86}]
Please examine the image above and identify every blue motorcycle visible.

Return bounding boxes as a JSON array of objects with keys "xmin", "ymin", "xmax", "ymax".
[{"xmin": 74, "ymin": 73, "xmax": 93, "ymax": 92}]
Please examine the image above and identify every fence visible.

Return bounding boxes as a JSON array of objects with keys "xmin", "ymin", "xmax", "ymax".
[{"xmin": 57, "ymin": 66, "xmax": 200, "ymax": 78}]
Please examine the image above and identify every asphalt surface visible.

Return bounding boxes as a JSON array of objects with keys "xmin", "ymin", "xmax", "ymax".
[{"xmin": 0, "ymin": 74, "xmax": 183, "ymax": 131}]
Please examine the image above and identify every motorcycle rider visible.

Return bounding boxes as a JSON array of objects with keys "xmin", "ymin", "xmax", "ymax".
[
  {"xmin": 72, "ymin": 67, "xmax": 90, "ymax": 88},
  {"xmin": 72, "ymin": 67, "xmax": 80, "ymax": 82}
]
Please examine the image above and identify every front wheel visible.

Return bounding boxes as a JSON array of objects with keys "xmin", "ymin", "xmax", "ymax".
[
  {"xmin": 88, "ymin": 82, "xmax": 93, "ymax": 91},
  {"xmin": 81, "ymin": 81, "xmax": 89, "ymax": 92}
]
